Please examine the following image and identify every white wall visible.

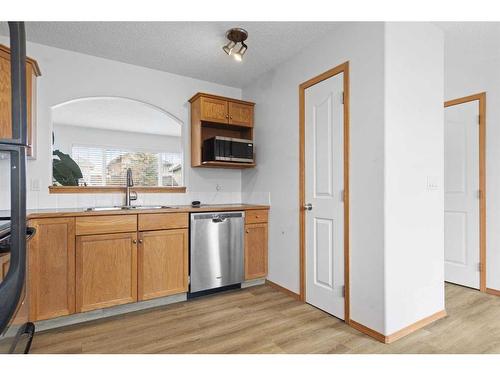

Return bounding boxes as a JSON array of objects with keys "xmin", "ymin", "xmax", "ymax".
[
  {"xmin": 0, "ymin": 38, "xmax": 243, "ymax": 210},
  {"xmin": 444, "ymin": 27, "xmax": 500, "ymax": 291},
  {"xmin": 383, "ymin": 23, "xmax": 445, "ymax": 335},
  {"xmin": 242, "ymin": 22, "xmax": 387, "ymax": 333},
  {"xmin": 242, "ymin": 22, "xmax": 446, "ymax": 335},
  {"xmin": 53, "ymin": 124, "xmax": 182, "ymax": 155}
]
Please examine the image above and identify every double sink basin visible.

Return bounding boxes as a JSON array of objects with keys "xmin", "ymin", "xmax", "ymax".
[{"xmin": 86, "ymin": 205, "xmax": 179, "ymax": 212}]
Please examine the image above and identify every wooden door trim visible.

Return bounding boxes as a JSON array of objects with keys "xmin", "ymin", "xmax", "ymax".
[
  {"xmin": 444, "ymin": 92, "xmax": 486, "ymax": 292},
  {"xmin": 299, "ymin": 61, "xmax": 350, "ymax": 322}
]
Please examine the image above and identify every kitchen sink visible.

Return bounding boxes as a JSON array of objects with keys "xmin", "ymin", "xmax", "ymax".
[{"xmin": 86, "ymin": 205, "xmax": 176, "ymax": 212}]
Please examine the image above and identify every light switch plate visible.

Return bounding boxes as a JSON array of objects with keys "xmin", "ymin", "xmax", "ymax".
[{"xmin": 426, "ymin": 176, "xmax": 440, "ymax": 191}]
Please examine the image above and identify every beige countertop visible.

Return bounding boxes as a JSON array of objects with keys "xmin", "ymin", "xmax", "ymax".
[{"xmin": 7, "ymin": 204, "xmax": 269, "ymax": 220}]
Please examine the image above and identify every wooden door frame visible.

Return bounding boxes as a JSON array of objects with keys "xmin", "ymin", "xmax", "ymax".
[
  {"xmin": 444, "ymin": 92, "xmax": 486, "ymax": 292},
  {"xmin": 299, "ymin": 61, "xmax": 350, "ymax": 322}
]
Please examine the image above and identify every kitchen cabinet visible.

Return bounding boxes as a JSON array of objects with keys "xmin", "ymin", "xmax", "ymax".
[
  {"xmin": 138, "ymin": 229, "xmax": 188, "ymax": 301},
  {"xmin": 228, "ymin": 101, "xmax": 253, "ymax": 127},
  {"xmin": 76, "ymin": 232, "xmax": 137, "ymax": 312},
  {"xmin": 28, "ymin": 217, "xmax": 75, "ymax": 321},
  {"xmin": 0, "ymin": 254, "xmax": 9, "ymax": 282},
  {"xmin": 190, "ymin": 92, "xmax": 255, "ymax": 168},
  {"xmin": 0, "ymin": 44, "xmax": 41, "ymax": 157},
  {"xmin": 200, "ymin": 96, "xmax": 229, "ymax": 123},
  {"xmin": 244, "ymin": 222, "xmax": 268, "ymax": 280}
]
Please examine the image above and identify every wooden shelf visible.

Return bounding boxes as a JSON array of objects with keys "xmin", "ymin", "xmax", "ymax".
[{"xmin": 198, "ymin": 161, "xmax": 256, "ymax": 169}]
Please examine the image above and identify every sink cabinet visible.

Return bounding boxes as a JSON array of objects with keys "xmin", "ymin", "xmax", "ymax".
[
  {"xmin": 76, "ymin": 232, "xmax": 138, "ymax": 312},
  {"xmin": 138, "ymin": 229, "xmax": 188, "ymax": 301}
]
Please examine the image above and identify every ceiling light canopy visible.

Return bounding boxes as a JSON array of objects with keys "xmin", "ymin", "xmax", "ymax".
[{"xmin": 222, "ymin": 28, "xmax": 248, "ymax": 62}]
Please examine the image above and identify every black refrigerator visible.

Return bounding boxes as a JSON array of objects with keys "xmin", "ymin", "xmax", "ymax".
[{"xmin": 0, "ymin": 22, "xmax": 36, "ymax": 354}]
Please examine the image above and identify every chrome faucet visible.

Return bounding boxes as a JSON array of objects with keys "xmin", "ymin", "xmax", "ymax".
[{"xmin": 125, "ymin": 168, "xmax": 137, "ymax": 207}]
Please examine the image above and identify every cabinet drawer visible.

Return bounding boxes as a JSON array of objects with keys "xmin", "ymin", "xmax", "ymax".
[
  {"xmin": 138, "ymin": 213, "xmax": 189, "ymax": 231},
  {"xmin": 245, "ymin": 210, "xmax": 268, "ymax": 224},
  {"xmin": 76, "ymin": 215, "xmax": 137, "ymax": 235}
]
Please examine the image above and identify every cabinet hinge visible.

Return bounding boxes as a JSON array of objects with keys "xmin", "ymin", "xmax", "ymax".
[
  {"xmin": 188, "ymin": 275, "xmax": 191, "ymax": 285},
  {"xmin": 340, "ymin": 190, "xmax": 345, "ymax": 202},
  {"xmin": 478, "ymin": 190, "xmax": 483, "ymax": 200},
  {"xmin": 478, "ymin": 262, "xmax": 482, "ymax": 272},
  {"xmin": 341, "ymin": 92, "xmax": 345, "ymax": 104},
  {"xmin": 342, "ymin": 285, "xmax": 345, "ymax": 298}
]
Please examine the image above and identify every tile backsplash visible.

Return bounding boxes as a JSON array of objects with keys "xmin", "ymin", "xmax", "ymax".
[{"xmin": 19, "ymin": 190, "xmax": 245, "ymax": 210}]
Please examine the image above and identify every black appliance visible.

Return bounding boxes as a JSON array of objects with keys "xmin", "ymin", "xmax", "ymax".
[
  {"xmin": 202, "ymin": 136, "xmax": 254, "ymax": 163},
  {"xmin": 0, "ymin": 22, "xmax": 36, "ymax": 354}
]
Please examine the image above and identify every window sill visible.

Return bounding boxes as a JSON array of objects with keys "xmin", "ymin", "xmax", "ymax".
[{"xmin": 48, "ymin": 186, "xmax": 187, "ymax": 194}]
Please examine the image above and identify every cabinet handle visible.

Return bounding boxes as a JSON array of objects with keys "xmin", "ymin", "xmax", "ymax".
[
  {"xmin": 132, "ymin": 239, "xmax": 137, "ymax": 244},
  {"xmin": 246, "ymin": 230, "xmax": 249, "ymax": 234},
  {"xmin": 225, "ymin": 114, "xmax": 229, "ymax": 119},
  {"xmin": 139, "ymin": 239, "xmax": 143, "ymax": 244}
]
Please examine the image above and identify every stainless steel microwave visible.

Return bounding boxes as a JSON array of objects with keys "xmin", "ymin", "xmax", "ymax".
[{"xmin": 202, "ymin": 136, "xmax": 254, "ymax": 163}]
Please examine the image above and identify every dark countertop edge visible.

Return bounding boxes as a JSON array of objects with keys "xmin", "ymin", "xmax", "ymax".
[{"xmin": 24, "ymin": 204, "xmax": 270, "ymax": 220}]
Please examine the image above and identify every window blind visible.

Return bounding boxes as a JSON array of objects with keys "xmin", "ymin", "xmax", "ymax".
[{"xmin": 71, "ymin": 145, "xmax": 182, "ymax": 187}]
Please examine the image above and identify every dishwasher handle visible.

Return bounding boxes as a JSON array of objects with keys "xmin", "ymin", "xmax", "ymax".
[{"xmin": 212, "ymin": 217, "xmax": 227, "ymax": 223}]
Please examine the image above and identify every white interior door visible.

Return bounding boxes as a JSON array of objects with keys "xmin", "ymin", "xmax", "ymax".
[
  {"xmin": 305, "ymin": 73, "xmax": 345, "ymax": 319},
  {"xmin": 444, "ymin": 100, "xmax": 480, "ymax": 289}
]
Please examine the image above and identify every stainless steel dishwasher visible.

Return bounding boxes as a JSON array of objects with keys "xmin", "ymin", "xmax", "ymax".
[{"xmin": 190, "ymin": 211, "xmax": 244, "ymax": 294}]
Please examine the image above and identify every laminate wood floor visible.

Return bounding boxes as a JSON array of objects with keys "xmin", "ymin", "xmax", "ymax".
[{"xmin": 30, "ymin": 283, "xmax": 500, "ymax": 354}]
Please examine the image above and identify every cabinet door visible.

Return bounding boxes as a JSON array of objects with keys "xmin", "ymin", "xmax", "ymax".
[
  {"xmin": 138, "ymin": 229, "xmax": 188, "ymax": 301},
  {"xmin": 0, "ymin": 254, "xmax": 9, "ymax": 282},
  {"xmin": 0, "ymin": 49, "xmax": 37, "ymax": 156},
  {"xmin": 200, "ymin": 96, "xmax": 228, "ymax": 123},
  {"xmin": 229, "ymin": 101, "xmax": 254, "ymax": 127},
  {"xmin": 244, "ymin": 223, "xmax": 268, "ymax": 280},
  {"xmin": 29, "ymin": 218, "xmax": 76, "ymax": 321},
  {"xmin": 76, "ymin": 232, "xmax": 137, "ymax": 312},
  {"xmin": 0, "ymin": 52, "xmax": 12, "ymax": 140}
]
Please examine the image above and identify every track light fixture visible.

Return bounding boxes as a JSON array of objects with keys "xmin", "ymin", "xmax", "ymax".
[{"xmin": 222, "ymin": 28, "xmax": 248, "ymax": 62}]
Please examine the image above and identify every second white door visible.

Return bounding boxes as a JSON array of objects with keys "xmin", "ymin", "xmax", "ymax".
[
  {"xmin": 444, "ymin": 100, "xmax": 480, "ymax": 289},
  {"xmin": 305, "ymin": 72, "xmax": 345, "ymax": 319}
]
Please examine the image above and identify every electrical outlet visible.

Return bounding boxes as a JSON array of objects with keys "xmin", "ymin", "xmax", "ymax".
[
  {"xmin": 30, "ymin": 178, "xmax": 40, "ymax": 191},
  {"xmin": 426, "ymin": 176, "xmax": 439, "ymax": 191}
]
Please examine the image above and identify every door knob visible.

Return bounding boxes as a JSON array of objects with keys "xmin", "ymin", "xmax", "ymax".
[{"xmin": 304, "ymin": 203, "xmax": 313, "ymax": 211}]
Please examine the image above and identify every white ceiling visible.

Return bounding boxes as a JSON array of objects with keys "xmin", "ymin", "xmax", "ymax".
[
  {"xmin": 52, "ymin": 97, "xmax": 181, "ymax": 136},
  {"xmin": 0, "ymin": 22, "xmax": 341, "ymax": 88}
]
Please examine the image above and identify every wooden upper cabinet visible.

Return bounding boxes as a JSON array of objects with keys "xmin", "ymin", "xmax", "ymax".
[
  {"xmin": 200, "ymin": 96, "xmax": 229, "ymax": 123},
  {"xmin": 244, "ymin": 222, "xmax": 268, "ymax": 280},
  {"xmin": 191, "ymin": 92, "xmax": 254, "ymax": 128},
  {"xmin": 28, "ymin": 217, "xmax": 76, "ymax": 321},
  {"xmin": 76, "ymin": 232, "xmax": 138, "ymax": 312},
  {"xmin": 0, "ymin": 44, "xmax": 41, "ymax": 157},
  {"xmin": 229, "ymin": 101, "xmax": 253, "ymax": 127},
  {"xmin": 138, "ymin": 229, "xmax": 188, "ymax": 301}
]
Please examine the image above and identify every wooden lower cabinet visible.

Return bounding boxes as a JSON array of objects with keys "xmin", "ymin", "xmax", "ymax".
[
  {"xmin": 76, "ymin": 232, "xmax": 137, "ymax": 312},
  {"xmin": 0, "ymin": 254, "xmax": 9, "ymax": 282},
  {"xmin": 138, "ymin": 229, "xmax": 188, "ymax": 301},
  {"xmin": 244, "ymin": 223, "xmax": 268, "ymax": 280},
  {"xmin": 28, "ymin": 217, "xmax": 75, "ymax": 321}
]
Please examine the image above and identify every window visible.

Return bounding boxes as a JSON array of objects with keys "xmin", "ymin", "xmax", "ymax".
[{"xmin": 70, "ymin": 145, "xmax": 182, "ymax": 187}]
